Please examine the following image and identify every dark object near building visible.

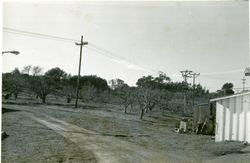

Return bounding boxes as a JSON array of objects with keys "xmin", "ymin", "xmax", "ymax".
[
  {"xmin": 2, "ymin": 131, "xmax": 8, "ymax": 140},
  {"xmin": 193, "ymin": 103, "xmax": 216, "ymax": 135}
]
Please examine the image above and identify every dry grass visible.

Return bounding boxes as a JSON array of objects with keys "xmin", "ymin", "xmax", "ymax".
[{"xmin": 2, "ymin": 97, "xmax": 250, "ymax": 162}]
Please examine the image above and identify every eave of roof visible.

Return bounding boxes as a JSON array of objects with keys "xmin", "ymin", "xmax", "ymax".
[{"xmin": 210, "ymin": 91, "xmax": 250, "ymax": 102}]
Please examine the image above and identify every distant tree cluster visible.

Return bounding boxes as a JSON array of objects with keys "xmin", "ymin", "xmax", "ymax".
[
  {"xmin": 109, "ymin": 72, "xmax": 210, "ymax": 119},
  {"xmin": 216, "ymin": 83, "xmax": 234, "ymax": 96},
  {"xmin": 2, "ymin": 66, "xmax": 109, "ymax": 104}
]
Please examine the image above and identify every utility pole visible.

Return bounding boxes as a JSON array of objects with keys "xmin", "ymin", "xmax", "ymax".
[
  {"xmin": 180, "ymin": 70, "xmax": 193, "ymax": 114},
  {"xmin": 180, "ymin": 70, "xmax": 193, "ymax": 83},
  {"xmin": 242, "ymin": 77, "xmax": 246, "ymax": 92},
  {"xmin": 191, "ymin": 72, "xmax": 200, "ymax": 107},
  {"xmin": 75, "ymin": 36, "xmax": 88, "ymax": 108}
]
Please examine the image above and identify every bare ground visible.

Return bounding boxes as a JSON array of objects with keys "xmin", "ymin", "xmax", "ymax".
[
  {"xmin": 2, "ymin": 102, "xmax": 250, "ymax": 163},
  {"xmin": 2, "ymin": 107, "xmax": 97, "ymax": 163}
]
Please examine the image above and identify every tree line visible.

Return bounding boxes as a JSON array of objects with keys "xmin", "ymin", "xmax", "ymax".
[
  {"xmin": 3, "ymin": 66, "xmax": 109, "ymax": 104},
  {"xmin": 2, "ymin": 65, "xmax": 235, "ymax": 119}
]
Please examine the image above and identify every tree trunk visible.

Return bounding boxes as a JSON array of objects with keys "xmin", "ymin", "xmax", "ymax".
[
  {"xmin": 140, "ymin": 108, "xmax": 145, "ymax": 120},
  {"xmin": 124, "ymin": 99, "xmax": 128, "ymax": 114},
  {"xmin": 140, "ymin": 103, "xmax": 145, "ymax": 120},
  {"xmin": 124, "ymin": 105, "xmax": 127, "ymax": 114},
  {"xmin": 67, "ymin": 96, "xmax": 71, "ymax": 103},
  {"xmin": 149, "ymin": 103, "xmax": 156, "ymax": 111},
  {"xmin": 14, "ymin": 93, "xmax": 18, "ymax": 100},
  {"xmin": 130, "ymin": 103, "xmax": 133, "ymax": 110},
  {"xmin": 42, "ymin": 95, "xmax": 46, "ymax": 103},
  {"xmin": 145, "ymin": 104, "xmax": 149, "ymax": 113}
]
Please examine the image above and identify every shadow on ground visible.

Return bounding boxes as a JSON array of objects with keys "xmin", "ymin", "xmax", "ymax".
[{"xmin": 2, "ymin": 107, "xmax": 20, "ymax": 114}]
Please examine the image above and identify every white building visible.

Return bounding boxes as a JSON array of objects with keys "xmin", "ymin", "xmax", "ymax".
[
  {"xmin": 211, "ymin": 92, "xmax": 250, "ymax": 142},
  {"xmin": 210, "ymin": 34, "xmax": 250, "ymax": 142}
]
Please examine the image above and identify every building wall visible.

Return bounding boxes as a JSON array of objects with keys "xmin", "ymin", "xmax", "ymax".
[{"xmin": 214, "ymin": 93, "xmax": 250, "ymax": 142}]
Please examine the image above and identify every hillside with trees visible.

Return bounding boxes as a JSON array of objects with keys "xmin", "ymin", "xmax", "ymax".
[{"xmin": 2, "ymin": 65, "xmax": 230, "ymax": 119}]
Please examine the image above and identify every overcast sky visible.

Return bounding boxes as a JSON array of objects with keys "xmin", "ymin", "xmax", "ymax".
[{"xmin": 2, "ymin": 1, "xmax": 249, "ymax": 92}]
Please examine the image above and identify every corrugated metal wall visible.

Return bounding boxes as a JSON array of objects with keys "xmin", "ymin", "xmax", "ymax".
[{"xmin": 215, "ymin": 93, "xmax": 250, "ymax": 142}]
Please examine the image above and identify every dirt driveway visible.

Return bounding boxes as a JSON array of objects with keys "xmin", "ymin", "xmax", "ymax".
[
  {"xmin": 2, "ymin": 107, "xmax": 96, "ymax": 163},
  {"xmin": 26, "ymin": 111, "xmax": 176, "ymax": 163}
]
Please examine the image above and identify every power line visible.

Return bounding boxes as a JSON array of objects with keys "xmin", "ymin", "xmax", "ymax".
[
  {"xmin": 87, "ymin": 45, "xmax": 158, "ymax": 73},
  {"xmin": 3, "ymin": 27, "xmax": 246, "ymax": 78},
  {"xmin": 88, "ymin": 43, "xmax": 130, "ymax": 61},
  {"xmin": 200, "ymin": 69, "xmax": 244, "ymax": 76},
  {"xmin": 3, "ymin": 27, "xmax": 78, "ymax": 43},
  {"xmin": 3, "ymin": 27, "xmax": 137, "ymax": 64},
  {"xmin": 3, "ymin": 27, "xmax": 159, "ymax": 74},
  {"xmin": 86, "ymin": 46, "xmax": 129, "ymax": 63}
]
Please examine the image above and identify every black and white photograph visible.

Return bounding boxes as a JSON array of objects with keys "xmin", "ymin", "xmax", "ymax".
[{"xmin": 1, "ymin": 0, "xmax": 250, "ymax": 162}]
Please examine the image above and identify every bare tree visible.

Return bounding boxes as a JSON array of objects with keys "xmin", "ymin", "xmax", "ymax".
[
  {"xmin": 2, "ymin": 68, "xmax": 23, "ymax": 100},
  {"xmin": 137, "ymin": 88, "xmax": 160, "ymax": 120},
  {"xmin": 22, "ymin": 65, "xmax": 32, "ymax": 75},
  {"xmin": 62, "ymin": 85, "xmax": 75, "ymax": 103},
  {"xmin": 29, "ymin": 76, "xmax": 53, "ymax": 103},
  {"xmin": 29, "ymin": 67, "xmax": 65, "ymax": 103},
  {"xmin": 109, "ymin": 78, "xmax": 125, "ymax": 90},
  {"xmin": 32, "ymin": 66, "xmax": 42, "ymax": 76},
  {"xmin": 128, "ymin": 87, "xmax": 137, "ymax": 111},
  {"xmin": 116, "ymin": 84, "xmax": 135, "ymax": 114},
  {"xmin": 81, "ymin": 83, "xmax": 97, "ymax": 103},
  {"xmin": 98, "ymin": 90, "xmax": 111, "ymax": 105}
]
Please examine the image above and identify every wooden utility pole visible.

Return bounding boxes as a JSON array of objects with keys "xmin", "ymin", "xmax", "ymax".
[
  {"xmin": 242, "ymin": 77, "xmax": 246, "ymax": 92},
  {"xmin": 191, "ymin": 72, "xmax": 200, "ymax": 107},
  {"xmin": 75, "ymin": 36, "xmax": 88, "ymax": 108},
  {"xmin": 180, "ymin": 70, "xmax": 192, "ymax": 114},
  {"xmin": 180, "ymin": 70, "xmax": 193, "ymax": 83}
]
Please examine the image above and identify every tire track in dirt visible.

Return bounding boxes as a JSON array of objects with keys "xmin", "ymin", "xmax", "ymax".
[{"xmin": 24, "ymin": 111, "xmax": 176, "ymax": 163}]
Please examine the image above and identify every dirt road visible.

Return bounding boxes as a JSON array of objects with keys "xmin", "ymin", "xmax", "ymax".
[
  {"xmin": 24, "ymin": 111, "xmax": 175, "ymax": 163},
  {"xmin": 2, "ymin": 108, "xmax": 97, "ymax": 162}
]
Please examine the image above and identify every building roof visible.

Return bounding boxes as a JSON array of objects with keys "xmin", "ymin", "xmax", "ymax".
[{"xmin": 210, "ymin": 91, "xmax": 250, "ymax": 102}]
